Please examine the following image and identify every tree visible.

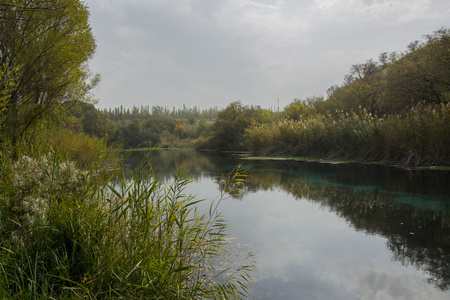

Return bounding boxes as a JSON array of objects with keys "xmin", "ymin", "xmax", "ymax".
[
  {"xmin": 121, "ymin": 119, "xmax": 143, "ymax": 148},
  {"xmin": 209, "ymin": 101, "xmax": 254, "ymax": 150},
  {"xmin": 0, "ymin": 0, "xmax": 97, "ymax": 152},
  {"xmin": 324, "ymin": 28, "xmax": 450, "ymax": 117},
  {"xmin": 174, "ymin": 124, "xmax": 187, "ymax": 138},
  {"xmin": 282, "ymin": 97, "xmax": 325, "ymax": 121},
  {"xmin": 282, "ymin": 99, "xmax": 305, "ymax": 121},
  {"xmin": 386, "ymin": 27, "xmax": 450, "ymax": 110},
  {"xmin": 196, "ymin": 118, "xmax": 208, "ymax": 136},
  {"xmin": 326, "ymin": 59, "xmax": 384, "ymax": 117},
  {"xmin": 66, "ymin": 101, "xmax": 114, "ymax": 138}
]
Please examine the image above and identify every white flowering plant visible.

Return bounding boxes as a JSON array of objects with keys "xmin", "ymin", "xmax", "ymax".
[{"xmin": 8, "ymin": 153, "xmax": 85, "ymax": 226}]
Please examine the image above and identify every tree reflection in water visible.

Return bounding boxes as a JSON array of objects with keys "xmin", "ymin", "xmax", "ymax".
[{"xmin": 124, "ymin": 150, "xmax": 450, "ymax": 291}]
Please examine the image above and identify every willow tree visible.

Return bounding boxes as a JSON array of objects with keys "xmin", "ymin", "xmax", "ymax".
[{"xmin": 0, "ymin": 0, "xmax": 97, "ymax": 153}]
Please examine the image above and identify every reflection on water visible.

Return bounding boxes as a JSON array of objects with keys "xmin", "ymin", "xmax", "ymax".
[{"xmin": 125, "ymin": 150, "xmax": 450, "ymax": 299}]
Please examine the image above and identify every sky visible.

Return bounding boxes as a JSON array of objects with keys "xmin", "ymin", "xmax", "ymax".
[{"xmin": 85, "ymin": 0, "xmax": 449, "ymax": 111}]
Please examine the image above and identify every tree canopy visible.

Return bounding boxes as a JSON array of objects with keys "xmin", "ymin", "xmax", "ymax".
[
  {"xmin": 326, "ymin": 27, "xmax": 450, "ymax": 117},
  {"xmin": 0, "ymin": 0, "xmax": 97, "ymax": 151}
]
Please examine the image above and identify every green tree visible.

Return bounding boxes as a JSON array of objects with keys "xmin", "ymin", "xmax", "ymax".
[
  {"xmin": 66, "ymin": 101, "xmax": 114, "ymax": 138},
  {"xmin": 121, "ymin": 119, "xmax": 143, "ymax": 148},
  {"xmin": 257, "ymin": 109, "xmax": 273, "ymax": 124},
  {"xmin": 209, "ymin": 101, "xmax": 253, "ymax": 150},
  {"xmin": 282, "ymin": 97, "xmax": 325, "ymax": 121},
  {"xmin": 326, "ymin": 59, "xmax": 384, "ymax": 116},
  {"xmin": 386, "ymin": 27, "xmax": 450, "ymax": 110},
  {"xmin": 196, "ymin": 118, "xmax": 208, "ymax": 136},
  {"xmin": 325, "ymin": 28, "xmax": 450, "ymax": 117},
  {"xmin": 282, "ymin": 99, "xmax": 305, "ymax": 121},
  {"xmin": 0, "ymin": 0, "xmax": 97, "ymax": 153}
]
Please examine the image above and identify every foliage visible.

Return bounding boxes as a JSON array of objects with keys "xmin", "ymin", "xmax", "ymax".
[
  {"xmin": 5, "ymin": 153, "xmax": 85, "ymax": 227},
  {"xmin": 48, "ymin": 128, "xmax": 119, "ymax": 170},
  {"xmin": 326, "ymin": 58, "xmax": 385, "ymax": 116},
  {"xmin": 7, "ymin": 118, "xmax": 119, "ymax": 172},
  {"xmin": 174, "ymin": 124, "xmax": 188, "ymax": 138},
  {"xmin": 198, "ymin": 101, "xmax": 269, "ymax": 151},
  {"xmin": 104, "ymin": 104, "xmax": 219, "ymax": 122},
  {"xmin": 66, "ymin": 100, "xmax": 116, "ymax": 138},
  {"xmin": 326, "ymin": 27, "xmax": 450, "ymax": 117},
  {"xmin": 0, "ymin": 63, "xmax": 15, "ymax": 135},
  {"xmin": 0, "ymin": 0, "xmax": 97, "ymax": 152},
  {"xmin": 281, "ymin": 97, "xmax": 323, "ymax": 121},
  {"xmin": 385, "ymin": 28, "xmax": 450, "ymax": 109},
  {"xmin": 0, "ymin": 1, "xmax": 256, "ymax": 297}
]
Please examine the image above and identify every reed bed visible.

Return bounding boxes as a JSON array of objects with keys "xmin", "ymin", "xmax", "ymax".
[
  {"xmin": 0, "ymin": 152, "xmax": 254, "ymax": 299},
  {"xmin": 244, "ymin": 103, "xmax": 450, "ymax": 166}
]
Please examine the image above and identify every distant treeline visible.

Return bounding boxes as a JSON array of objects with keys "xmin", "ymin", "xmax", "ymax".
[
  {"xmin": 66, "ymin": 100, "xmax": 273, "ymax": 149},
  {"xmin": 66, "ymin": 101, "xmax": 217, "ymax": 147},
  {"xmin": 102, "ymin": 104, "xmax": 219, "ymax": 121},
  {"xmin": 68, "ymin": 27, "xmax": 450, "ymax": 166}
]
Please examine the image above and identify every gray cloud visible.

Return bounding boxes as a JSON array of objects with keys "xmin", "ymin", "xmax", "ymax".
[{"xmin": 86, "ymin": 0, "xmax": 449, "ymax": 109}]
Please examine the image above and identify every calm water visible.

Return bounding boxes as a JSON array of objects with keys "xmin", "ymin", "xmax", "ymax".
[{"xmin": 125, "ymin": 150, "xmax": 450, "ymax": 300}]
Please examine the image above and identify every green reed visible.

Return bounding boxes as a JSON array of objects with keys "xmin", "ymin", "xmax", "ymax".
[{"xmin": 0, "ymin": 152, "xmax": 254, "ymax": 299}]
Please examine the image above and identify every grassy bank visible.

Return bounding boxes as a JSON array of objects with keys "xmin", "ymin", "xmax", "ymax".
[{"xmin": 244, "ymin": 104, "xmax": 450, "ymax": 167}]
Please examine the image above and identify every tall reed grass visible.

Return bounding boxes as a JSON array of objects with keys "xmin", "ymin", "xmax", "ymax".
[
  {"xmin": 244, "ymin": 103, "xmax": 450, "ymax": 166},
  {"xmin": 0, "ymin": 151, "xmax": 254, "ymax": 299}
]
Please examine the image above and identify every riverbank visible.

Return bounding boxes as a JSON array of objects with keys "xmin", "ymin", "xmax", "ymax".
[
  {"xmin": 242, "ymin": 155, "xmax": 450, "ymax": 171},
  {"xmin": 127, "ymin": 148, "xmax": 450, "ymax": 171}
]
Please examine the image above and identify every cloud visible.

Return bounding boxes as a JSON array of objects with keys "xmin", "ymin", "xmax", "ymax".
[
  {"xmin": 398, "ymin": 1, "xmax": 446, "ymax": 22},
  {"xmin": 313, "ymin": 0, "xmax": 440, "ymax": 20},
  {"xmin": 213, "ymin": 1, "xmax": 311, "ymax": 63},
  {"xmin": 89, "ymin": 0, "xmax": 311, "ymax": 107},
  {"xmin": 315, "ymin": 0, "xmax": 399, "ymax": 15},
  {"xmin": 86, "ymin": 0, "xmax": 449, "ymax": 109}
]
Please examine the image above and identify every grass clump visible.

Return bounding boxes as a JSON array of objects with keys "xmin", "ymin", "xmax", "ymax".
[{"xmin": 0, "ymin": 150, "xmax": 255, "ymax": 299}]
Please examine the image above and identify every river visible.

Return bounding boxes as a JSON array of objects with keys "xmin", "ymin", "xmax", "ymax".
[{"xmin": 125, "ymin": 149, "xmax": 450, "ymax": 300}]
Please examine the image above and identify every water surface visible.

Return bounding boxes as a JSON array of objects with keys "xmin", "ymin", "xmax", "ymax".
[{"xmin": 126, "ymin": 150, "xmax": 450, "ymax": 300}]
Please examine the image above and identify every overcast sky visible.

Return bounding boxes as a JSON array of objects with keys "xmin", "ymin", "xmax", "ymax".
[{"xmin": 85, "ymin": 0, "xmax": 449, "ymax": 110}]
